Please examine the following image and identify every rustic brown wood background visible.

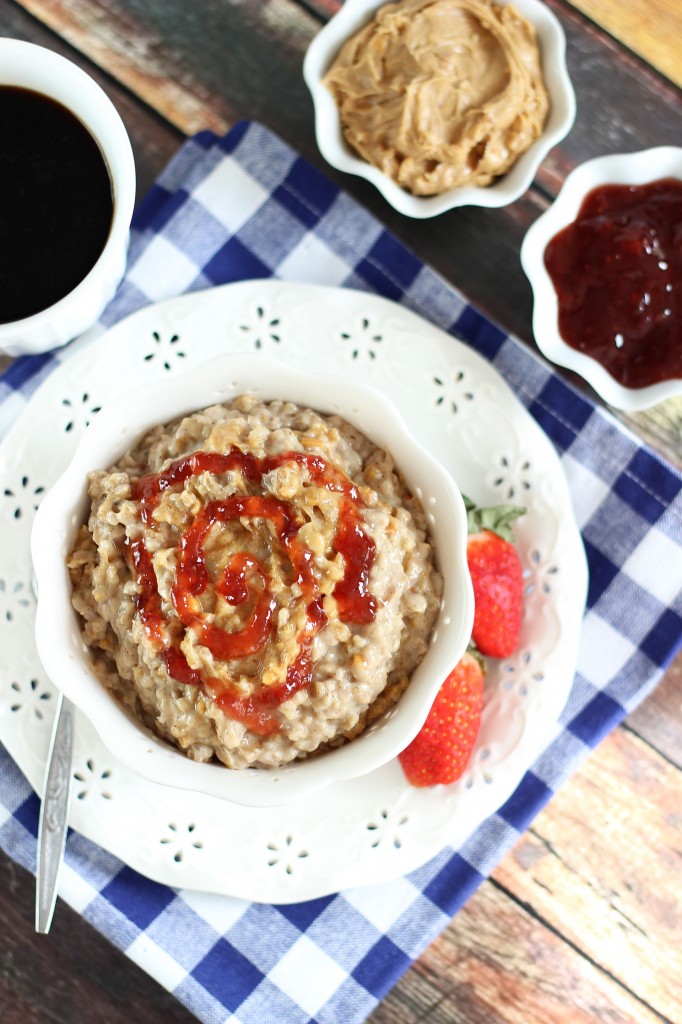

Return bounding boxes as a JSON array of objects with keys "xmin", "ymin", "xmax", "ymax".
[{"xmin": 0, "ymin": 1, "xmax": 680, "ymax": 1022}]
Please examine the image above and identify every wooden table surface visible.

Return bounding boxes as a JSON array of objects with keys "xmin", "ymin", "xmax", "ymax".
[{"xmin": 1, "ymin": 2, "xmax": 681, "ymax": 1022}]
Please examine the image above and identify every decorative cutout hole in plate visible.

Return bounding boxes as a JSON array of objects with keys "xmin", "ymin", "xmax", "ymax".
[
  {"xmin": 61, "ymin": 392, "xmax": 102, "ymax": 433},
  {"xmin": 239, "ymin": 305, "xmax": 281, "ymax": 350},
  {"xmin": 159, "ymin": 820, "xmax": 204, "ymax": 862},
  {"xmin": 498, "ymin": 650, "xmax": 542, "ymax": 697},
  {"xmin": 525, "ymin": 549, "xmax": 560, "ymax": 595},
  {"xmin": 266, "ymin": 834, "xmax": 309, "ymax": 874},
  {"xmin": 74, "ymin": 758, "xmax": 113, "ymax": 801},
  {"xmin": 366, "ymin": 808, "xmax": 409, "ymax": 849},
  {"xmin": 0, "ymin": 578, "xmax": 32, "ymax": 622},
  {"xmin": 340, "ymin": 316, "xmax": 383, "ymax": 360},
  {"xmin": 524, "ymin": 561, "xmax": 557, "ymax": 598},
  {"xmin": 3, "ymin": 476, "xmax": 45, "ymax": 520},
  {"xmin": 432, "ymin": 368, "xmax": 475, "ymax": 414},
  {"xmin": 541, "ymin": 564, "xmax": 559, "ymax": 594},
  {"xmin": 143, "ymin": 330, "xmax": 186, "ymax": 370},
  {"xmin": 492, "ymin": 456, "xmax": 533, "ymax": 501},
  {"xmin": 8, "ymin": 677, "xmax": 51, "ymax": 718}
]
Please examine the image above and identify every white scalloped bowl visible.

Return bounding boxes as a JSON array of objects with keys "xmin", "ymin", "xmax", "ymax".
[
  {"xmin": 521, "ymin": 147, "xmax": 682, "ymax": 411},
  {"xmin": 303, "ymin": 0, "xmax": 575, "ymax": 218},
  {"xmin": 31, "ymin": 353, "xmax": 474, "ymax": 807}
]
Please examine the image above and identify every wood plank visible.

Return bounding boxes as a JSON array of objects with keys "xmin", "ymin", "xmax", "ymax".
[
  {"xmin": 493, "ymin": 726, "xmax": 682, "ymax": 1022},
  {"xmin": 0, "ymin": 0, "xmax": 183, "ymax": 195},
  {"xmin": 7, "ymin": 0, "xmax": 229, "ymax": 135},
  {"xmin": 11, "ymin": 0, "xmax": 325, "ymax": 136},
  {"xmin": 0, "ymin": 851, "xmax": 195, "ymax": 1024},
  {"xmin": 372, "ymin": 707, "xmax": 682, "ymax": 1024},
  {"xmin": 541, "ymin": 0, "xmax": 682, "ymax": 185},
  {"xmin": 627, "ymin": 649, "xmax": 682, "ymax": 770},
  {"xmin": 620, "ymin": 403, "xmax": 682, "ymax": 473},
  {"xmin": 372, "ymin": 655, "xmax": 679, "ymax": 1024},
  {"xmin": 566, "ymin": 0, "xmax": 682, "ymax": 88},
  {"xmin": 13, "ymin": 0, "xmax": 682, "ymax": 190},
  {"xmin": 370, "ymin": 876, "xmax": 667, "ymax": 1024}
]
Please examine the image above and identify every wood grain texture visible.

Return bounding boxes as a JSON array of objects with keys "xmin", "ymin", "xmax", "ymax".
[
  {"xmin": 370, "ymin": 877, "xmax": 668, "ymax": 1024},
  {"xmin": 567, "ymin": 0, "xmax": 682, "ymax": 88},
  {"xmin": 0, "ymin": 851, "xmax": 195, "ymax": 1024},
  {"xmin": 495, "ymin": 728, "xmax": 682, "ymax": 1021},
  {"xmin": 372, "ymin": 696, "xmax": 682, "ymax": 1024},
  {"xmin": 0, "ymin": 2, "xmax": 681, "ymax": 1023},
  {"xmin": 628, "ymin": 652, "xmax": 682, "ymax": 769},
  {"xmin": 623, "ymin": 402, "xmax": 682, "ymax": 472},
  {"xmin": 12, "ymin": 0, "xmax": 323, "ymax": 135},
  {"xmin": 0, "ymin": 0, "xmax": 183, "ymax": 195}
]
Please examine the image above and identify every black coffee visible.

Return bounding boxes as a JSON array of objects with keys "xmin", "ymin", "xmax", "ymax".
[{"xmin": 0, "ymin": 86, "xmax": 114, "ymax": 323}]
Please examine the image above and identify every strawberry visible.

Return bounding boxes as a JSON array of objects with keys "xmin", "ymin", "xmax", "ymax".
[
  {"xmin": 398, "ymin": 651, "xmax": 485, "ymax": 787},
  {"xmin": 465, "ymin": 496, "xmax": 525, "ymax": 659}
]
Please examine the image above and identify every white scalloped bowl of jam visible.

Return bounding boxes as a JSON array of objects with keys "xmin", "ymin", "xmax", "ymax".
[
  {"xmin": 521, "ymin": 147, "xmax": 682, "ymax": 411},
  {"xmin": 32, "ymin": 353, "xmax": 474, "ymax": 807}
]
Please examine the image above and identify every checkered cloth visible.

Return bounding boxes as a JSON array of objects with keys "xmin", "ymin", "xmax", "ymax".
[{"xmin": 2, "ymin": 123, "xmax": 681, "ymax": 1024}]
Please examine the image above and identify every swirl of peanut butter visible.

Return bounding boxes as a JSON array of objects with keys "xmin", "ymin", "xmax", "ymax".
[{"xmin": 323, "ymin": 0, "xmax": 550, "ymax": 195}]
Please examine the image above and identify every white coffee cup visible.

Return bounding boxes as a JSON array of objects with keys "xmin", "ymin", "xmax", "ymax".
[{"xmin": 0, "ymin": 39, "xmax": 136, "ymax": 356}]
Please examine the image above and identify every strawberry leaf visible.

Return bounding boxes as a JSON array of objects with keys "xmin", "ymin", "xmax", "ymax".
[{"xmin": 463, "ymin": 495, "xmax": 526, "ymax": 543}]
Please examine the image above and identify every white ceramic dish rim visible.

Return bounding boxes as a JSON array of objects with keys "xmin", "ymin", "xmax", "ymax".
[
  {"xmin": 303, "ymin": 0, "xmax": 576, "ymax": 218},
  {"xmin": 31, "ymin": 352, "xmax": 474, "ymax": 808},
  {"xmin": 4, "ymin": 278, "xmax": 588, "ymax": 900},
  {"xmin": 0, "ymin": 39, "xmax": 136, "ymax": 352},
  {"xmin": 521, "ymin": 146, "xmax": 682, "ymax": 411}
]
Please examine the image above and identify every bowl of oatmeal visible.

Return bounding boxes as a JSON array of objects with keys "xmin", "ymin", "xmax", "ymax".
[
  {"xmin": 32, "ymin": 354, "xmax": 473, "ymax": 806},
  {"xmin": 303, "ymin": 0, "xmax": 575, "ymax": 217}
]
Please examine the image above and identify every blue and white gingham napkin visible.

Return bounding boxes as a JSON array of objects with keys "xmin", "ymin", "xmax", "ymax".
[{"xmin": 2, "ymin": 123, "xmax": 681, "ymax": 1024}]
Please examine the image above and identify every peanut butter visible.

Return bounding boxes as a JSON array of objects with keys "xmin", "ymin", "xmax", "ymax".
[{"xmin": 323, "ymin": 0, "xmax": 550, "ymax": 195}]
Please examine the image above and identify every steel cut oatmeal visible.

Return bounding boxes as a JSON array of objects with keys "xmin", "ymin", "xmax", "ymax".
[{"xmin": 68, "ymin": 395, "xmax": 443, "ymax": 769}]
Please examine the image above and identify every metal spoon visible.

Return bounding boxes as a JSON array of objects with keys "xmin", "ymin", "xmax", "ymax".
[{"xmin": 35, "ymin": 691, "xmax": 74, "ymax": 933}]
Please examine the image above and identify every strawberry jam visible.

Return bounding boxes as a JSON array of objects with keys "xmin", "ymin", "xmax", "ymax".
[
  {"xmin": 543, "ymin": 177, "xmax": 682, "ymax": 389},
  {"xmin": 126, "ymin": 446, "xmax": 376, "ymax": 734}
]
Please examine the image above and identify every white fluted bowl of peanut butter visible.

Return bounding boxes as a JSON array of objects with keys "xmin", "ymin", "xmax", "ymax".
[{"xmin": 304, "ymin": 0, "xmax": 576, "ymax": 217}]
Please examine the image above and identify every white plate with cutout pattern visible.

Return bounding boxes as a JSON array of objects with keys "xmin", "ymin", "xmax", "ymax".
[{"xmin": 0, "ymin": 281, "xmax": 587, "ymax": 903}]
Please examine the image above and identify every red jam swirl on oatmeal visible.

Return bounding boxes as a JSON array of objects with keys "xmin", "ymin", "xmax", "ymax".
[
  {"xmin": 67, "ymin": 396, "xmax": 442, "ymax": 770},
  {"xmin": 125, "ymin": 447, "xmax": 378, "ymax": 735}
]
